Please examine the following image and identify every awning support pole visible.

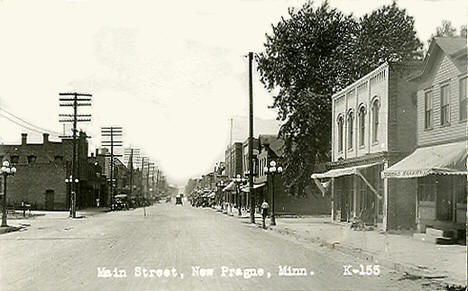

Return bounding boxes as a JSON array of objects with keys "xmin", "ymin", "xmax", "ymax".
[
  {"xmin": 312, "ymin": 176, "xmax": 326, "ymax": 196},
  {"xmin": 356, "ymin": 170, "xmax": 382, "ymax": 199}
]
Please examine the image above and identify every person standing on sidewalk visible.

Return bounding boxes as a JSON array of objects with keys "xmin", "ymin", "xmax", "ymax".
[{"xmin": 261, "ymin": 200, "xmax": 269, "ymax": 229}]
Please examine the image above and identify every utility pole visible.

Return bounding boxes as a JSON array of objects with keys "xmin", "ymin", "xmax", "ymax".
[
  {"xmin": 124, "ymin": 148, "xmax": 140, "ymax": 199},
  {"xmin": 101, "ymin": 127, "xmax": 123, "ymax": 207},
  {"xmin": 59, "ymin": 92, "xmax": 92, "ymax": 218},
  {"xmin": 147, "ymin": 162, "xmax": 154, "ymax": 198},
  {"xmin": 141, "ymin": 157, "xmax": 146, "ymax": 198},
  {"xmin": 248, "ymin": 52, "xmax": 255, "ymax": 224}
]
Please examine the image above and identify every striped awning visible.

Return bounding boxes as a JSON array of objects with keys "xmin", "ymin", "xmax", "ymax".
[{"xmin": 382, "ymin": 141, "xmax": 467, "ymax": 178}]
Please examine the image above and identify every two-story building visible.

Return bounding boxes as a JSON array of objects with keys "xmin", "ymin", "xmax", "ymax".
[
  {"xmin": 312, "ymin": 62, "xmax": 420, "ymax": 231},
  {"xmin": 382, "ymin": 37, "xmax": 467, "ymax": 239},
  {"xmin": 0, "ymin": 132, "xmax": 91, "ymax": 210}
]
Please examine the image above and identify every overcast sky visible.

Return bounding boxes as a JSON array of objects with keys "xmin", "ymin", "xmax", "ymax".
[{"xmin": 0, "ymin": 0, "xmax": 466, "ymax": 185}]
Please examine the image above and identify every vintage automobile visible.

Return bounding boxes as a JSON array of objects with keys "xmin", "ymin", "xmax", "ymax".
[
  {"xmin": 175, "ymin": 195, "xmax": 183, "ymax": 205},
  {"xmin": 111, "ymin": 194, "xmax": 129, "ymax": 211}
]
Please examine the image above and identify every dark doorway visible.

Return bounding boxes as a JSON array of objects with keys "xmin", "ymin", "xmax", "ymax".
[
  {"xmin": 436, "ymin": 177, "xmax": 453, "ymax": 221},
  {"xmin": 45, "ymin": 190, "xmax": 55, "ymax": 210}
]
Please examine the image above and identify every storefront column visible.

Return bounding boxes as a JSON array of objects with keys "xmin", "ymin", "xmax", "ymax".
[
  {"xmin": 353, "ymin": 175, "xmax": 358, "ymax": 218},
  {"xmin": 331, "ymin": 177, "xmax": 335, "ymax": 223},
  {"xmin": 382, "ymin": 161, "xmax": 388, "ymax": 232}
]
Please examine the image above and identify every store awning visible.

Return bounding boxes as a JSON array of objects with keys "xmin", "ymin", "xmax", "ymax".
[
  {"xmin": 311, "ymin": 162, "xmax": 382, "ymax": 179},
  {"xmin": 240, "ymin": 183, "xmax": 266, "ymax": 193},
  {"xmin": 382, "ymin": 141, "xmax": 467, "ymax": 179},
  {"xmin": 222, "ymin": 181, "xmax": 236, "ymax": 192},
  {"xmin": 311, "ymin": 162, "xmax": 382, "ymax": 199}
]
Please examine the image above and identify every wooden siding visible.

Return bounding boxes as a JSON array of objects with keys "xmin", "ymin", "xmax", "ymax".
[{"xmin": 416, "ymin": 52, "xmax": 468, "ymax": 146}]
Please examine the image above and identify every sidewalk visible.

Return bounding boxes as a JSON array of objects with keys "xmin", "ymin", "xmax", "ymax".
[
  {"xmin": 263, "ymin": 216, "xmax": 466, "ymax": 287},
  {"xmin": 1, "ymin": 207, "xmax": 109, "ymax": 233}
]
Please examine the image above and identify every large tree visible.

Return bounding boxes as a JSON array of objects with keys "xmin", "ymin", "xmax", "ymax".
[
  {"xmin": 257, "ymin": 1, "xmax": 357, "ymax": 195},
  {"xmin": 353, "ymin": 1, "xmax": 423, "ymax": 77},
  {"xmin": 257, "ymin": 1, "xmax": 422, "ymax": 195}
]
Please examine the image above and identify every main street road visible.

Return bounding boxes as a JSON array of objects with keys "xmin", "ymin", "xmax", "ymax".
[{"xmin": 1, "ymin": 203, "xmax": 430, "ymax": 291}]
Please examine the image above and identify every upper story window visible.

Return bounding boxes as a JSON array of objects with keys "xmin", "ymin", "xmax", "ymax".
[
  {"xmin": 424, "ymin": 90, "xmax": 433, "ymax": 129},
  {"xmin": 459, "ymin": 77, "xmax": 467, "ymax": 121},
  {"xmin": 347, "ymin": 111, "xmax": 354, "ymax": 150},
  {"xmin": 371, "ymin": 99, "xmax": 380, "ymax": 143},
  {"xmin": 358, "ymin": 106, "xmax": 366, "ymax": 147},
  {"xmin": 337, "ymin": 115, "xmax": 344, "ymax": 153},
  {"xmin": 440, "ymin": 84, "xmax": 450, "ymax": 126},
  {"xmin": 27, "ymin": 155, "xmax": 36, "ymax": 164}
]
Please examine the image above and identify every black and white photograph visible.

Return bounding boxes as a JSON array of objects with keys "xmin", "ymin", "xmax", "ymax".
[{"xmin": 0, "ymin": 0, "xmax": 466, "ymax": 290}]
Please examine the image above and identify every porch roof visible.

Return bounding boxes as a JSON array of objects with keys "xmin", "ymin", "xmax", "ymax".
[
  {"xmin": 382, "ymin": 141, "xmax": 467, "ymax": 179},
  {"xmin": 240, "ymin": 183, "xmax": 266, "ymax": 193}
]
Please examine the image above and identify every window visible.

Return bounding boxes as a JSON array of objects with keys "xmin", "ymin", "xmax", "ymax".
[
  {"xmin": 27, "ymin": 155, "xmax": 36, "ymax": 164},
  {"xmin": 54, "ymin": 155, "xmax": 63, "ymax": 163},
  {"xmin": 347, "ymin": 111, "xmax": 354, "ymax": 150},
  {"xmin": 371, "ymin": 99, "xmax": 380, "ymax": 142},
  {"xmin": 460, "ymin": 77, "xmax": 467, "ymax": 121},
  {"xmin": 440, "ymin": 84, "xmax": 450, "ymax": 126},
  {"xmin": 10, "ymin": 155, "xmax": 19, "ymax": 164},
  {"xmin": 337, "ymin": 116, "xmax": 344, "ymax": 153},
  {"xmin": 424, "ymin": 91, "xmax": 433, "ymax": 129},
  {"xmin": 358, "ymin": 106, "xmax": 366, "ymax": 147}
]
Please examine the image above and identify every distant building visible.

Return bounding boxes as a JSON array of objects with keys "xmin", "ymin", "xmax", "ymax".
[
  {"xmin": 224, "ymin": 142, "xmax": 243, "ymax": 179},
  {"xmin": 383, "ymin": 37, "xmax": 467, "ymax": 236}
]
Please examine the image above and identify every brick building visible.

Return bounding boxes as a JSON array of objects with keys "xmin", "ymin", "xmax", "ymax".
[
  {"xmin": 256, "ymin": 135, "xmax": 330, "ymax": 215},
  {"xmin": 312, "ymin": 62, "xmax": 420, "ymax": 231},
  {"xmin": 0, "ymin": 132, "xmax": 99, "ymax": 210},
  {"xmin": 224, "ymin": 142, "xmax": 243, "ymax": 179}
]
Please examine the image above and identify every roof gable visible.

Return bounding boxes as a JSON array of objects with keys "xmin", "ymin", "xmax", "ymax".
[{"xmin": 411, "ymin": 37, "xmax": 467, "ymax": 80}]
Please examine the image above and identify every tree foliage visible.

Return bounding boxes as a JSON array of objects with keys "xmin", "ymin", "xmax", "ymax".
[{"xmin": 257, "ymin": 1, "xmax": 423, "ymax": 195}]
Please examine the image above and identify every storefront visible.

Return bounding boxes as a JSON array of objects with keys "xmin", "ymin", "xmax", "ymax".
[
  {"xmin": 312, "ymin": 162, "xmax": 384, "ymax": 226},
  {"xmin": 382, "ymin": 141, "xmax": 467, "ymax": 234}
]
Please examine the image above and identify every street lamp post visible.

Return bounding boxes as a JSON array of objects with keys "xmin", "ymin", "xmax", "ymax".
[
  {"xmin": 234, "ymin": 174, "xmax": 246, "ymax": 216},
  {"xmin": 1, "ymin": 161, "xmax": 17, "ymax": 227},
  {"xmin": 65, "ymin": 175, "xmax": 79, "ymax": 218},
  {"xmin": 264, "ymin": 160, "xmax": 283, "ymax": 226},
  {"xmin": 216, "ymin": 181, "xmax": 226, "ymax": 210}
]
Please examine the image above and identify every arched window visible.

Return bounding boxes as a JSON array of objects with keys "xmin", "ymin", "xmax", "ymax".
[
  {"xmin": 372, "ymin": 99, "xmax": 380, "ymax": 142},
  {"xmin": 347, "ymin": 111, "xmax": 354, "ymax": 150},
  {"xmin": 358, "ymin": 106, "xmax": 366, "ymax": 147},
  {"xmin": 337, "ymin": 115, "xmax": 344, "ymax": 153}
]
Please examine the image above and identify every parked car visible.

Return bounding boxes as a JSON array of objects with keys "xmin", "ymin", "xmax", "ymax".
[{"xmin": 111, "ymin": 194, "xmax": 129, "ymax": 211}]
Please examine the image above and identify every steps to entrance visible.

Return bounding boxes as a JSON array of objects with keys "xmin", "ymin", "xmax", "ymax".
[{"xmin": 413, "ymin": 227, "xmax": 458, "ymax": 245}]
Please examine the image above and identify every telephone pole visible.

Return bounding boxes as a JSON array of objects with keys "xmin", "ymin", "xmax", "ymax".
[
  {"xmin": 59, "ymin": 92, "xmax": 92, "ymax": 218},
  {"xmin": 101, "ymin": 127, "xmax": 123, "ymax": 207},
  {"xmin": 140, "ymin": 157, "xmax": 146, "ymax": 198},
  {"xmin": 124, "ymin": 148, "xmax": 140, "ymax": 198},
  {"xmin": 147, "ymin": 162, "xmax": 154, "ymax": 199},
  {"xmin": 248, "ymin": 52, "xmax": 255, "ymax": 224}
]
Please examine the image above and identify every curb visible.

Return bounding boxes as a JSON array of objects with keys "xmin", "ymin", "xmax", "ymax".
[
  {"xmin": 270, "ymin": 225, "xmax": 466, "ymax": 288},
  {"xmin": 0, "ymin": 225, "xmax": 23, "ymax": 235}
]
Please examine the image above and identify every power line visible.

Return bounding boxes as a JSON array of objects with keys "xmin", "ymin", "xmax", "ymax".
[
  {"xmin": 0, "ymin": 106, "xmax": 62, "ymax": 136},
  {"xmin": 0, "ymin": 113, "xmax": 61, "ymax": 137}
]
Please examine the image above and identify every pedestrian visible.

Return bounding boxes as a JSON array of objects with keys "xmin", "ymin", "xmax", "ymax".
[{"xmin": 261, "ymin": 199, "xmax": 269, "ymax": 229}]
